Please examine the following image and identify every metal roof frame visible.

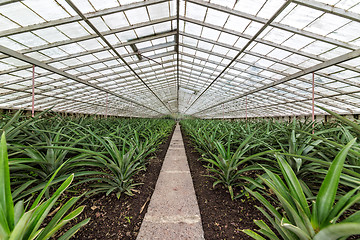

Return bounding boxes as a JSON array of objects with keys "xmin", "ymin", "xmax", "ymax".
[{"xmin": 0, "ymin": 0, "xmax": 359, "ymax": 118}]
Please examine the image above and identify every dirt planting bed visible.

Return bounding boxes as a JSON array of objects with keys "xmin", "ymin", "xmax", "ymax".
[
  {"xmin": 61, "ymin": 127, "xmax": 174, "ymax": 240},
  {"xmin": 181, "ymin": 125, "xmax": 270, "ymax": 240}
]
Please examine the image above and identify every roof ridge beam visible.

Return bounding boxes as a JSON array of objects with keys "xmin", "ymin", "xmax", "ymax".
[
  {"xmin": 4, "ymin": 63, "xmax": 175, "ymax": 97},
  {"xmin": 179, "ymin": 52, "xmax": 358, "ymax": 108},
  {"xmin": 176, "ymin": 0, "xmax": 180, "ymax": 112},
  {"xmin": 1, "ymin": 38, "xmax": 176, "ymax": 77},
  {"xmin": 198, "ymin": 92, "xmax": 309, "ymax": 117},
  {"xmin": 201, "ymin": 84, "xmax": 358, "ymax": 116},
  {"xmin": 178, "ymin": 63, "xmax": 358, "ymax": 109},
  {"xmin": 65, "ymin": 0, "xmax": 171, "ymax": 113},
  {"xmin": 14, "ymin": 94, "xmax": 154, "ymax": 117},
  {"xmin": 184, "ymin": 0, "xmax": 294, "ymax": 113},
  {"xmin": 208, "ymin": 94, "xmax": 312, "ymax": 116},
  {"xmin": 0, "ymin": 0, "xmax": 23, "ymax": 6}
]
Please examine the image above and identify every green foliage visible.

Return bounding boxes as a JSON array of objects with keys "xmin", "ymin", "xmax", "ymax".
[
  {"xmin": 202, "ymin": 131, "xmax": 273, "ymax": 199},
  {"xmin": 0, "ymin": 132, "xmax": 89, "ymax": 240},
  {"xmin": 243, "ymin": 139, "xmax": 360, "ymax": 239},
  {"xmin": 182, "ymin": 109, "xmax": 360, "ymax": 239},
  {"xmin": 1, "ymin": 111, "xmax": 175, "ymax": 201}
]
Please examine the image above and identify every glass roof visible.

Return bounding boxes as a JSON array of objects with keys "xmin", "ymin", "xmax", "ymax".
[{"xmin": 0, "ymin": 0, "xmax": 359, "ymax": 118}]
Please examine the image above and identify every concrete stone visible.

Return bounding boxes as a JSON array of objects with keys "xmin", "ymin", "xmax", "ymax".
[
  {"xmin": 161, "ymin": 157, "xmax": 189, "ymax": 172},
  {"xmin": 165, "ymin": 148, "xmax": 186, "ymax": 158},
  {"xmin": 137, "ymin": 124, "xmax": 204, "ymax": 240},
  {"xmin": 144, "ymin": 173, "xmax": 198, "ymax": 217},
  {"xmin": 137, "ymin": 221, "xmax": 203, "ymax": 240}
]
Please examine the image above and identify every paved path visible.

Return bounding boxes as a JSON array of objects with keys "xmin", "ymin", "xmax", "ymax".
[{"xmin": 137, "ymin": 124, "xmax": 205, "ymax": 240}]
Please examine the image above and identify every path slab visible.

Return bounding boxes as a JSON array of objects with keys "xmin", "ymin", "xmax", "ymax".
[{"xmin": 137, "ymin": 124, "xmax": 204, "ymax": 240}]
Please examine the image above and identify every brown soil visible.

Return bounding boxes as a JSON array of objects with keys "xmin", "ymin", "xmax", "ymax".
[
  {"xmin": 180, "ymin": 125, "xmax": 270, "ymax": 240},
  {"xmin": 69, "ymin": 127, "xmax": 174, "ymax": 240},
  {"xmin": 56, "ymin": 121, "xmax": 360, "ymax": 240},
  {"xmin": 180, "ymin": 125, "xmax": 360, "ymax": 240}
]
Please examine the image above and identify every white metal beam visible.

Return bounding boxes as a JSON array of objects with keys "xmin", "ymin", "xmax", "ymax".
[
  {"xmin": 194, "ymin": 48, "xmax": 360, "ymax": 115},
  {"xmin": 0, "ymin": 45, "xmax": 164, "ymax": 114},
  {"xmin": 186, "ymin": 0, "xmax": 358, "ymax": 50},
  {"xmin": 0, "ymin": 0, "xmax": 169, "ymax": 38},
  {"xmin": 65, "ymin": 0, "xmax": 172, "ymax": 113},
  {"xmin": 293, "ymin": 0, "xmax": 360, "ymax": 22},
  {"xmin": 183, "ymin": 0, "xmax": 294, "ymax": 113},
  {"xmin": 180, "ymin": 16, "xmax": 360, "ymax": 74}
]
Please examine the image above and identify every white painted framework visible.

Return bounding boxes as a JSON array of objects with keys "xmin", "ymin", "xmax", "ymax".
[{"xmin": 0, "ymin": 0, "xmax": 359, "ymax": 118}]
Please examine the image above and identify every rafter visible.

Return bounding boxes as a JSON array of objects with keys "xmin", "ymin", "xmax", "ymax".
[
  {"xmin": 180, "ymin": 16, "xmax": 360, "ymax": 74},
  {"xmin": 0, "ymin": 0, "xmax": 359, "ymax": 118},
  {"xmin": 0, "ymin": 84, "xmax": 151, "ymax": 116},
  {"xmin": 180, "ymin": 31, "xmax": 360, "ymax": 90},
  {"xmin": 184, "ymin": 0, "xmax": 294, "ymax": 113},
  {"xmin": 203, "ymin": 89, "xmax": 360, "ymax": 118},
  {"xmin": 293, "ymin": 0, "xmax": 360, "ymax": 23},
  {"xmin": 2, "ymin": 51, "xmax": 176, "ymax": 92},
  {"xmin": 0, "ymin": 0, "xmax": 169, "ymax": 38},
  {"xmin": 0, "ymin": 17, "xmax": 176, "ymax": 61},
  {"xmin": 193, "ymin": 48, "xmax": 360, "ymax": 115},
  {"xmin": 186, "ymin": 0, "xmax": 358, "ymax": 50},
  {"xmin": 0, "ymin": 45, "xmax": 164, "ymax": 114},
  {"xmin": 179, "ymin": 57, "xmax": 360, "ymax": 109},
  {"xmin": 178, "ymin": 46, "xmax": 359, "ymax": 109},
  {"xmin": 65, "ymin": 0, "xmax": 172, "ymax": 113},
  {"xmin": 179, "ymin": 67, "xmax": 359, "ymax": 114}
]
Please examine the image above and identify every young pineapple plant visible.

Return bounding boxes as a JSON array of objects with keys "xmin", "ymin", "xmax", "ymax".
[
  {"xmin": 0, "ymin": 132, "xmax": 90, "ymax": 240},
  {"xmin": 243, "ymin": 138, "xmax": 360, "ymax": 240}
]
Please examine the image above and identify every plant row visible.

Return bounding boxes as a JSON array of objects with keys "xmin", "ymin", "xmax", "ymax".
[
  {"xmin": 1, "ymin": 110, "xmax": 175, "ymax": 239},
  {"xmin": 181, "ymin": 107, "xmax": 360, "ymax": 240}
]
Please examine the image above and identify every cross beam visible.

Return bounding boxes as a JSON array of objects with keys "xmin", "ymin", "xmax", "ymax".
[
  {"xmin": 65, "ymin": 0, "xmax": 171, "ymax": 113},
  {"xmin": 193, "ymin": 48, "xmax": 360, "ymax": 115},
  {"xmin": 0, "ymin": 45, "xmax": 163, "ymax": 114}
]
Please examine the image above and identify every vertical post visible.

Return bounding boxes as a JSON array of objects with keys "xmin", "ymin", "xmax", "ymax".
[
  {"xmin": 105, "ymin": 93, "xmax": 108, "ymax": 118},
  {"xmin": 222, "ymin": 103, "xmax": 224, "ymax": 120},
  {"xmin": 246, "ymin": 96, "xmax": 248, "ymax": 121},
  {"xmin": 32, "ymin": 65, "xmax": 35, "ymax": 117},
  {"xmin": 312, "ymin": 72, "xmax": 315, "ymax": 134}
]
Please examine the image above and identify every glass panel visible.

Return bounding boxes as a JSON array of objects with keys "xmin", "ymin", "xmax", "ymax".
[{"xmin": 0, "ymin": 2, "xmax": 44, "ymax": 26}]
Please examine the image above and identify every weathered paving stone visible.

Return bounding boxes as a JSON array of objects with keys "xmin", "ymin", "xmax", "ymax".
[{"xmin": 137, "ymin": 124, "xmax": 205, "ymax": 240}]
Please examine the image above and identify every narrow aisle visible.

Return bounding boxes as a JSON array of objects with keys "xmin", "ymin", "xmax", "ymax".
[{"xmin": 137, "ymin": 124, "xmax": 205, "ymax": 240}]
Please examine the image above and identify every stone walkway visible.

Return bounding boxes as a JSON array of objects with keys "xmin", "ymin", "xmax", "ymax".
[{"xmin": 137, "ymin": 124, "xmax": 205, "ymax": 240}]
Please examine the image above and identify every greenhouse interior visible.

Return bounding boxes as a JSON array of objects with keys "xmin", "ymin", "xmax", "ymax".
[{"xmin": 0, "ymin": 0, "xmax": 360, "ymax": 239}]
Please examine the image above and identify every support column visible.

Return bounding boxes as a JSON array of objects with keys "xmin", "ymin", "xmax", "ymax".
[
  {"xmin": 245, "ymin": 96, "xmax": 248, "ymax": 121},
  {"xmin": 312, "ymin": 72, "xmax": 315, "ymax": 134},
  {"xmin": 32, "ymin": 65, "xmax": 35, "ymax": 117},
  {"xmin": 105, "ymin": 93, "xmax": 108, "ymax": 118},
  {"xmin": 222, "ymin": 103, "xmax": 224, "ymax": 120}
]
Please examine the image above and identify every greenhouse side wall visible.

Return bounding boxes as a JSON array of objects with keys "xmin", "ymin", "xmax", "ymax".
[{"xmin": 210, "ymin": 113, "xmax": 359, "ymax": 123}]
